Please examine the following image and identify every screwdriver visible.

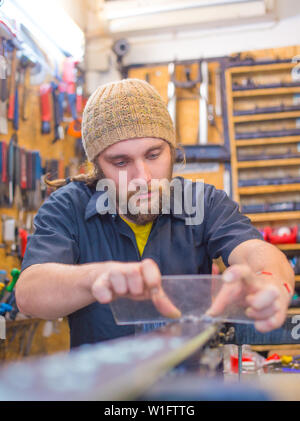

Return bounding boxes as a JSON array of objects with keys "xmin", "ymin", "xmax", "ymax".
[{"xmin": 1, "ymin": 268, "xmax": 20, "ymax": 303}]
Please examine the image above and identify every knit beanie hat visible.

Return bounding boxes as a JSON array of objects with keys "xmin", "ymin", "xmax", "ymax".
[{"xmin": 82, "ymin": 78, "xmax": 176, "ymax": 162}]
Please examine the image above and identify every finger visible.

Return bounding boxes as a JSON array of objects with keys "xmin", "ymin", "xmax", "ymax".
[
  {"xmin": 246, "ymin": 285, "xmax": 280, "ymax": 311},
  {"xmin": 92, "ymin": 272, "xmax": 114, "ymax": 304},
  {"xmin": 245, "ymin": 300, "xmax": 280, "ymax": 320},
  {"xmin": 141, "ymin": 259, "xmax": 162, "ymax": 290},
  {"xmin": 150, "ymin": 288, "xmax": 182, "ymax": 319},
  {"xmin": 223, "ymin": 264, "xmax": 260, "ymax": 291},
  {"xmin": 206, "ymin": 282, "xmax": 243, "ymax": 317},
  {"xmin": 254, "ymin": 310, "xmax": 286, "ymax": 333},
  {"xmin": 109, "ymin": 270, "xmax": 128, "ymax": 296},
  {"xmin": 125, "ymin": 264, "xmax": 144, "ymax": 296},
  {"xmin": 141, "ymin": 259, "xmax": 181, "ymax": 319}
]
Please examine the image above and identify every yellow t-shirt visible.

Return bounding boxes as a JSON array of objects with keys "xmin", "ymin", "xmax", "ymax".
[{"xmin": 120, "ymin": 216, "xmax": 153, "ymax": 257}]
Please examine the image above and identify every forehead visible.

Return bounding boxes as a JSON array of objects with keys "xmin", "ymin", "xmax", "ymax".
[{"xmin": 102, "ymin": 138, "xmax": 167, "ymax": 157}]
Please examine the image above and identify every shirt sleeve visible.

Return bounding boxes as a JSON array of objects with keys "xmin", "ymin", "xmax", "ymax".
[
  {"xmin": 21, "ymin": 188, "xmax": 80, "ymax": 273},
  {"xmin": 203, "ymin": 184, "xmax": 264, "ymax": 267}
]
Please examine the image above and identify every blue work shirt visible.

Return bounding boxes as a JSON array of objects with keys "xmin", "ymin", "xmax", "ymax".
[{"xmin": 21, "ymin": 177, "xmax": 263, "ymax": 348}]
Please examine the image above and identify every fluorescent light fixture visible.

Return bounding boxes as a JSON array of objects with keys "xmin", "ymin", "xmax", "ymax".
[{"xmin": 105, "ymin": 0, "xmax": 260, "ymax": 20}]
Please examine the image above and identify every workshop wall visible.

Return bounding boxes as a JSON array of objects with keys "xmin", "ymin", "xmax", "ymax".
[{"xmin": 0, "ymin": 83, "xmax": 79, "ymax": 275}]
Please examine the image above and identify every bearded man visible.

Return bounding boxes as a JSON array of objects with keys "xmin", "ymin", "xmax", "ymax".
[{"xmin": 16, "ymin": 79, "xmax": 294, "ymax": 348}]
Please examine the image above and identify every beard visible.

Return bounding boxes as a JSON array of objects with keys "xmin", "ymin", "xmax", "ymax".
[
  {"xmin": 121, "ymin": 185, "xmax": 171, "ymax": 225},
  {"xmin": 95, "ymin": 162, "xmax": 173, "ymax": 225}
]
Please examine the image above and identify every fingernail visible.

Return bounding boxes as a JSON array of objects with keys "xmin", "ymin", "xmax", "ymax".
[
  {"xmin": 150, "ymin": 287, "xmax": 159, "ymax": 296},
  {"xmin": 223, "ymin": 272, "xmax": 235, "ymax": 283},
  {"xmin": 166, "ymin": 309, "xmax": 182, "ymax": 319},
  {"xmin": 98, "ymin": 288, "xmax": 112, "ymax": 303},
  {"xmin": 245, "ymin": 307, "xmax": 252, "ymax": 318}
]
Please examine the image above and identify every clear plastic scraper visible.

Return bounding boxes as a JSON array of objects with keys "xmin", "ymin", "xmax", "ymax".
[{"xmin": 110, "ymin": 274, "xmax": 253, "ymax": 325}]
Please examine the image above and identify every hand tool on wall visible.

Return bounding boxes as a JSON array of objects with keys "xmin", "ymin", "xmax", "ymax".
[
  {"xmin": 18, "ymin": 227, "xmax": 28, "ymax": 259},
  {"xmin": 67, "ymin": 118, "xmax": 82, "ymax": 139},
  {"xmin": 19, "ymin": 23, "xmax": 47, "ymax": 86},
  {"xmin": 199, "ymin": 60, "xmax": 209, "ymax": 145},
  {"xmin": 62, "ymin": 56, "xmax": 77, "ymax": 120},
  {"xmin": 62, "ymin": 58, "xmax": 84, "ymax": 140},
  {"xmin": 167, "ymin": 62, "xmax": 176, "ymax": 128},
  {"xmin": 0, "ymin": 139, "xmax": 7, "ymax": 206},
  {"xmin": 5, "ymin": 268, "xmax": 20, "ymax": 296},
  {"xmin": 215, "ymin": 66, "xmax": 222, "ymax": 117},
  {"xmin": 0, "ymin": 40, "xmax": 8, "ymax": 134},
  {"xmin": 0, "ymin": 269, "xmax": 21, "ymax": 319},
  {"xmin": 0, "ymin": 303, "xmax": 12, "ymax": 316},
  {"xmin": 7, "ymin": 134, "xmax": 17, "ymax": 206},
  {"xmin": 0, "ymin": 140, "xmax": 3, "ymax": 205},
  {"xmin": 40, "ymin": 83, "xmax": 52, "ymax": 134},
  {"xmin": 19, "ymin": 54, "xmax": 34, "ymax": 121},
  {"xmin": 51, "ymin": 82, "xmax": 64, "ymax": 144},
  {"xmin": 13, "ymin": 69, "xmax": 20, "ymax": 131},
  {"xmin": 13, "ymin": 141, "xmax": 23, "ymax": 209},
  {"xmin": 20, "ymin": 146, "xmax": 27, "ymax": 196},
  {"xmin": 76, "ymin": 84, "xmax": 83, "ymax": 116},
  {"xmin": 172, "ymin": 63, "xmax": 202, "ymax": 89},
  {"xmin": 26, "ymin": 149, "xmax": 32, "ymax": 210},
  {"xmin": 33, "ymin": 151, "xmax": 42, "ymax": 209},
  {"xmin": 1, "ymin": 215, "xmax": 16, "ymax": 256},
  {"xmin": 7, "ymin": 45, "xmax": 17, "ymax": 121},
  {"xmin": 30, "ymin": 150, "xmax": 36, "ymax": 209},
  {"xmin": 0, "ymin": 270, "xmax": 8, "ymax": 300}
]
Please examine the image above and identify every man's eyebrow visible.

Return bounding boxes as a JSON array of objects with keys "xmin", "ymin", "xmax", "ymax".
[
  {"xmin": 104, "ymin": 153, "xmax": 129, "ymax": 161},
  {"xmin": 104, "ymin": 144, "xmax": 164, "ymax": 161},
  {"xmin": 146, "ymin": 145, "xmax": 164, "ymax": 153}
]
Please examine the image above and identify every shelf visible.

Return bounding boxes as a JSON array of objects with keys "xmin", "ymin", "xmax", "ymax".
[
  {"xmin": 245, "ymin": 211, "xmax": 300, "ymax": 222},
  {"xmin": 233, "ymin": 111, "xmax": 300, "ymax": 123},
  {"xmin": 278, "ymin": 244, "xmax": 300, "ymax": 251},
  {"xmin": 232, "ymin": 86, "xmax": 300, "ymax": 98},
  {"xmin": 296, "ymin": 275, "xmax": 300, "ymax": 282},
  {"xmin": 237, "ymin": 158, "xmax": 300, "ymax": 169},
  {"xmin": 239, "ymin": 184, "xmax": 300, "ymax": 195},
  {"xmin": 229, "ymin": 62, "xmax": 296, "ymax": 74},
  {"xmin": 236, "ymin": 136, "xmax": 300, "ymax": 147},
  {"xmin": 287, "ymin": 308, "xmax": 300, "ymax": 315}
]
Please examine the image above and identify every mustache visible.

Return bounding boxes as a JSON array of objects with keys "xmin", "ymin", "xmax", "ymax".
[{"xmin": 126, "ymin": 186, "xmax": 164, "ymax": 199}]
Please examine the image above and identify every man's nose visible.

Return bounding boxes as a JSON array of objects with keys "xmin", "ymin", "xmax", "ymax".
[{"xmin": 132, "ymin": 160, "xmax": 152, "ymax": 185}]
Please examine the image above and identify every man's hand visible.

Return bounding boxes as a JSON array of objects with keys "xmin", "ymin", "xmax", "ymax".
[
  {"xmin": 207, "ymin": 264, "xmax": 292, "ymax": 333},
  {"xmin": 91, "ymin": 258, "xmax": 182, "ymax": 319}
]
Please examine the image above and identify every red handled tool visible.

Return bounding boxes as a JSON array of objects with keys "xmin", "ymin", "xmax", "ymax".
[
  {"xmin": 40, "ymin": 83, "xmax": 52, "ymax": 134},
  {"xmin": 18, "ymin": 228, "xmax": 28, "ymax": 258}
]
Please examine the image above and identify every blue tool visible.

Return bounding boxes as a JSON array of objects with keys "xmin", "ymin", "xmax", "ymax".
[{"xmin": 0, "ymin": 303, "xmax": 12, "ymax": 316}]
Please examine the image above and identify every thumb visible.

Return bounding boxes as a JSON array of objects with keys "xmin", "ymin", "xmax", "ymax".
[{"xmin": 223, "ymin": 264, "xmax": 260, "ymax": 291}]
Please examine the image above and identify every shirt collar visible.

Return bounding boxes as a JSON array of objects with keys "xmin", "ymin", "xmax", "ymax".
[{"xmin": 85, "ymin": 189, "xmax": 115, "ymax": 220}]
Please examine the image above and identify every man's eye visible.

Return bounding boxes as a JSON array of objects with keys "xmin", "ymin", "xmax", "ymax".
[
  {"xmin": 148, "ymin": 153, "xmax": 160, "ymax": 160},
  {"xmin": 115, "ymin": 161, "xmax": 127, "ymax": 167}
]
